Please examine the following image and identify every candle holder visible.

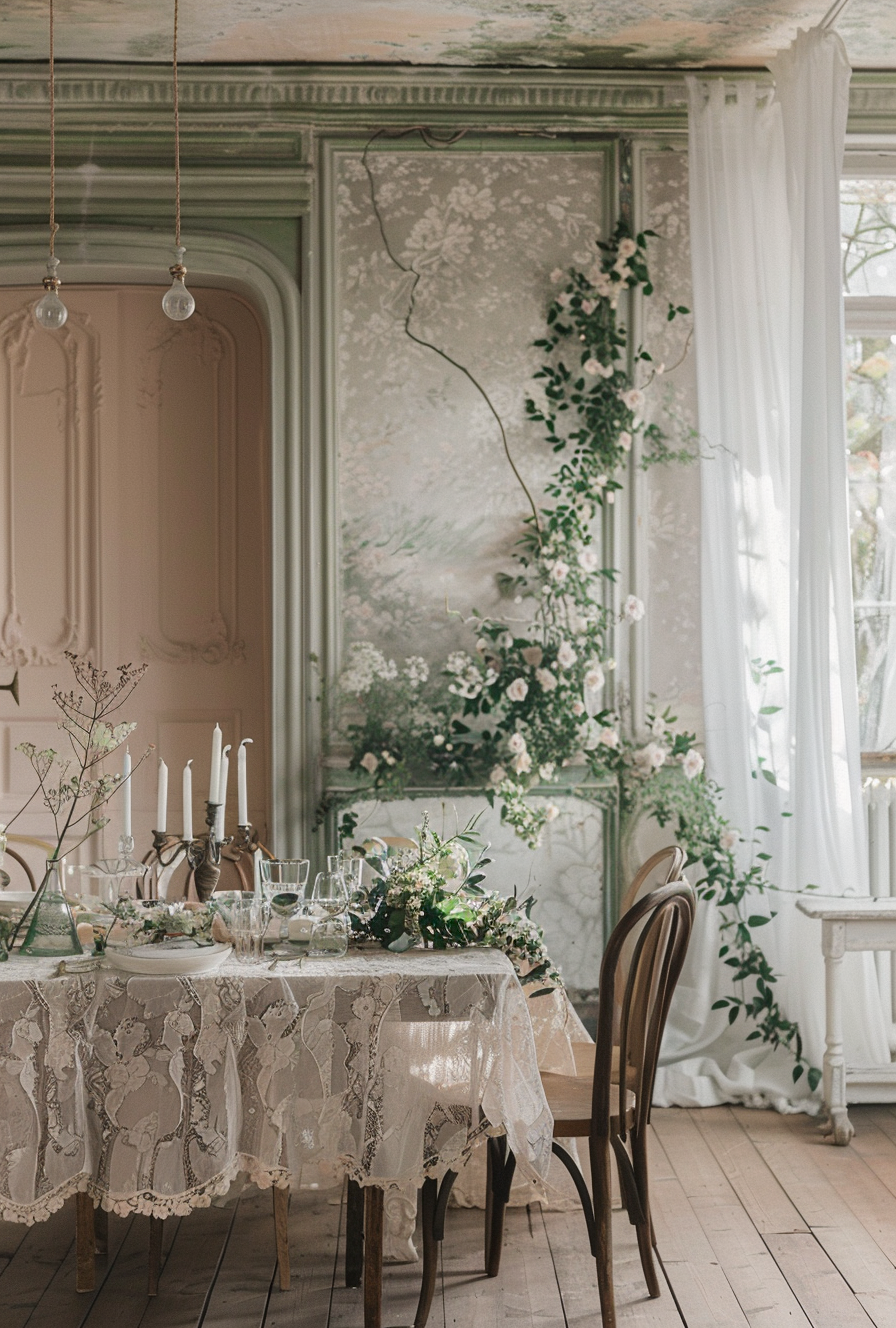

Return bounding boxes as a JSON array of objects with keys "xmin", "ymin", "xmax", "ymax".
[
  {"xmin": 222, "ymin": 822, "xmax": 272, "ymax": 891},
  {"xmin": 78, "ymin": 835, "xmax": 150, "ymax": 907},
  {"xmin": 186, "ymin": 801, "xmax": 232, "ymax": 902}
]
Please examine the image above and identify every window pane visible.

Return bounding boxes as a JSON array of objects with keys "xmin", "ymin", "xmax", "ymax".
[
  {"xmin": 842, "ymin": 179, "xmax": 896, "ymax": 295},
  {"xmin": 846, "ymin": 332, "xmax": 896, "ymax": 750}
]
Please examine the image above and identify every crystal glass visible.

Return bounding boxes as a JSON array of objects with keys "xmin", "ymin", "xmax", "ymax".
[
  {"xmin": 309, "ymin": 868, "xmax": 350, "ymax": 958},
  {"xmin": 229, "ymin": 895, "xmax": 269, "ymax": 964},
  {"xmin": 18, "ymin": 858, "xmax": 83, "ymax": 957},
  {"xmin": 260, "ymin": 859, "xmax": 311, "ymax": 956}
]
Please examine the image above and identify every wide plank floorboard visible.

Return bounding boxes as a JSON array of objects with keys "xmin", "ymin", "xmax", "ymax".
[{"xmin": 8, "ymin": 1109, "xmax": 896, "ymax": 1325}]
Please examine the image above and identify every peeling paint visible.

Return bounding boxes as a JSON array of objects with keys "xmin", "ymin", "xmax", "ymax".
[{"xmin": 1, "ymin": 1, "xmax": 896, "ymax": 69}]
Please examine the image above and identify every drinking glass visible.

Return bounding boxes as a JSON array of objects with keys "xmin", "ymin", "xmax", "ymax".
[
  {"xmin": 230, "ymin": 895, "xmax": 269, "ymax": 964},
  {"xmin": 260, "ymin": 859, "xmax": 311, "ymax": 956},
  {"xmin": 309, "ymin": 868, "xmax": 350, "ymax": 957}
]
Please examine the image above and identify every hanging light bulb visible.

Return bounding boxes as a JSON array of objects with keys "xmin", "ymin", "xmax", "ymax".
[
  {"xmin": 162, "ymin": 246, "xmax": 195, "ymax": 320},
  {"xmin": 35, "ymin": 257, "xmax": 67, "ymax": 330},
  {"xmin": 163, "ymin": 0, "xmax": 194, "ymax": 322},
  {"xmin": 34, "ymin": 0, "xmax": 67, "ymax": 331}
]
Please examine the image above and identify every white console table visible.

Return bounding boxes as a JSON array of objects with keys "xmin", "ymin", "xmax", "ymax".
[{"xmin": 797, "ymin": 896, "xmax": 896, "ymax": 1144}]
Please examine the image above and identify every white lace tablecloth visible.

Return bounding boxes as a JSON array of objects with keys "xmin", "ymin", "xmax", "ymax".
[{"xmin": 0, "ymin": 948, "xmax": 555, "ymax": 1225}]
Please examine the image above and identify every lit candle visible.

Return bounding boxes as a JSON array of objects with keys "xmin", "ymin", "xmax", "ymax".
[
  {"xmin": 122, "ymin": 748, "xmax": 132, "ymax": 840},
  {"xmin": 156, "ymin": 759, "xmax": 168, "ymax": 833},
  {"xmin": 183, "ymin": 760, "xmax": 193, "ymax": 841},
  {"xmin": 238, "ymin": 738, "xmax": 252, "ymax": 825},
  {"xmin": 209, "ymin": 724, "xmax": 222, "ymax": 805},
  {"xmin": 216, "ymin": 745, "xmax": 231, "ymax": 840}
]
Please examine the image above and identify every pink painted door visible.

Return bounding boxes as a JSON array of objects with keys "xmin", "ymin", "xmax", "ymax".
[{"xmin": 0, "ymin": 285, "xmax": 270, "ymax": 886}]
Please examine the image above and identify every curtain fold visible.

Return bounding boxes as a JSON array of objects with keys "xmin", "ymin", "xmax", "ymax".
[{"xmin": 654, "ymin": 27, "xmax": 889, "ymax": 1109}]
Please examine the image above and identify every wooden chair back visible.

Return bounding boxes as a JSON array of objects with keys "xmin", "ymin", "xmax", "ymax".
[
  {"xmin": 618, "ymin": 845, "xmax": 686, "ymax": 917},
  {"xmin": 593, "ymin": 880, "xmax": 695, "ymax": 1143}
]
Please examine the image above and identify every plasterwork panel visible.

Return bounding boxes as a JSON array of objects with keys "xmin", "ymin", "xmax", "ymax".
[
  {"xmin": 335, "ymin": 146, "xmax": 607, "ymax": 665},
  {"xmin": 0, "ymin": 302, "xmax": 99, "ymax": 666},
  {"xmin": 640, "ymin": 147, "xmax": 703, "ymax": 736}
]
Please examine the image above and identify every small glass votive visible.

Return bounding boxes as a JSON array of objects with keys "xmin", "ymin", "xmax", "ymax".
[{"xmin": 309, "ymin": 912, "xmax": 349, "ymax": 958}]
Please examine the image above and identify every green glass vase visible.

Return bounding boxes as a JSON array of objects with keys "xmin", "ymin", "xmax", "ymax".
[{"xmin": 18, "ymin": 858, "xmax": 83, "ymax": 958}]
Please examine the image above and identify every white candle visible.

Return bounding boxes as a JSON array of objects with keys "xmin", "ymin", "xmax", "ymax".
[
  {"xmin": 238, "ymin": 738, "xmax": 252, "ymax": 825},
  {"xmin": 209, "ymin": 724, "xmax": 222, "ymax": 805},
  {"xmin": 122, "ymin": 748, "xmax": 132, "ymax": 840},
  {"xmin": 183, "ymin": 760, "xmax": 193, "ymax": 841},
  {"xmin": 156, "ymin": 759, "xmax": 168, "ymax": 833},
  {"xmin": 216, "ymin": 745, "xmax": 231, "ymax": 840}
]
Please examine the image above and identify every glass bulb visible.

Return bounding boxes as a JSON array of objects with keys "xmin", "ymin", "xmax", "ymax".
[
  {"xmin": 162, "ymin": 274, "xmax": 195, "ymax": 321},
  {"xmin": 34, "ymin": 256, "xmax": 67, "ymax": 330},
  {"xmin": 34, "ymin": 289, "xmax": 68, "ymax": 330}
]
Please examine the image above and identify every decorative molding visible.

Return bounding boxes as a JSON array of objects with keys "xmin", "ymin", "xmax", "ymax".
[{"xmin": 0, "ymin": 304, "xmax": 99, "ymax": 668}]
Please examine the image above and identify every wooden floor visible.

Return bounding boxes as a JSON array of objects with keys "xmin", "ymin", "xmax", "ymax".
[{"xmin": 8, "ymin": 1105, "xmax": 896, "ymax": 1326}]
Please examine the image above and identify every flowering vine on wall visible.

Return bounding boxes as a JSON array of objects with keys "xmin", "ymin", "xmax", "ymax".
[{"xmin": 327, "ymin": 179, "xmax": 819, "ymax": 1093}]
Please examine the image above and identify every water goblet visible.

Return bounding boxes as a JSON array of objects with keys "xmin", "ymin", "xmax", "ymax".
[
  {"xmin": 309, "ymin": 868, "xmax": 350, "ymax": 957},
  {"xmin": 260, "ymin": 859, "xmax": 310, "ymax": 956}
]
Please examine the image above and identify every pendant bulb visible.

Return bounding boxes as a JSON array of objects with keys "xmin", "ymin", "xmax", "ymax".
[
  {"xmin": 34, "ymin": 256, "xmax": 67, "ymax": 330},
  {"xmin": 162, "ymin": 246, "xmax": 195, "ymax": 321}
]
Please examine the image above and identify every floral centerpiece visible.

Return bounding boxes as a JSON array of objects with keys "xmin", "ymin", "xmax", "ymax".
[
  {"xmin": 101, "ymin": 899, "xmax": 219, "ymax": 950},
  {"xmin": 353, "ymin": 814, "xmax": 562, "ymax": 994}
]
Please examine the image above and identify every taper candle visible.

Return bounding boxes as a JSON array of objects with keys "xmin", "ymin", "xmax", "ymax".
[
  {"xmin": 209, "ymin": 724, "xmax": 222, "ymax": 804},
  {"xmin": 216, "ymin": 745, "xmax": 231, "ymax": 840},
  {"xmin": 183, "ymin": 760, "xmax": 193, "ymax": 841},
  {"xmin": 238, "ymin": 738, "xmax": 252, "ymax": 825},
  {"xmin": 122, "ymin": 749, "xmax": 132, "ymax": 840},
  {"xmin": 156, "ymin": 759, "xmax": 168, "ymax": 833}
]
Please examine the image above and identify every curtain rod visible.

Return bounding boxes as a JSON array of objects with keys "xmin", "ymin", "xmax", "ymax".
[{"xmin": 821, "ymin": 0, "xmax": 856, "ymax": 29}]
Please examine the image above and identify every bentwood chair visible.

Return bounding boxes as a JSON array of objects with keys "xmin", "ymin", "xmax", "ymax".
[{"xmin": 482, "ymin": 880, "xmax": 695, "ymax": 1328}]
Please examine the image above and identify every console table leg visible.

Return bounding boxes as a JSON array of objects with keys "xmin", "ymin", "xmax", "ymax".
[{"xmin": 822, "ymin": 921, "xmax": 853, "ymax": 1146}]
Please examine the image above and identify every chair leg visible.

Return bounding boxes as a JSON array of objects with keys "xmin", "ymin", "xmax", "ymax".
[
  {"xmin": 630, "ymin": 1129, "xmax": 660, "ymax": 1298},
  {"xmin": 75, "ymin": 1193, "xmax": 95, "ymax": 1294},
  {"xmin": 413, "ymin": 1171, "xmax": 457, "ymax": 1328},
  {"xmin": 592, "ymin": 1137, "xmax": 616, "ymax": 1328},
  {"xmin": 273, "ymin": 1185, "xmax": 291, "ymax": 1291},
  {"xmin": 148, "ymin": 1216, "xmax": 163, "ymax": 1296},
  {"xmin": 363, "ymin": 1186, "xmax": 384, "ymax": 1328},
  {"xmin": 345, "ymin": 1178, "xmax": 364, "ymax": 1288},
  {"xmin": 484, "ymin": 1136, "xmax": 515, "ymax": 1277}
]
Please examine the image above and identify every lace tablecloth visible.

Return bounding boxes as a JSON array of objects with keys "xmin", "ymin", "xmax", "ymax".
[{"xmin": 0, "ymin": 949, "xmax": 555, "ymax": 1224}]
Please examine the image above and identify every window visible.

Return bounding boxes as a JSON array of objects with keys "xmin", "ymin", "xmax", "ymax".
[{"xmin": 842, "ymin": 177, "xmax": 896, "ymax": 754}]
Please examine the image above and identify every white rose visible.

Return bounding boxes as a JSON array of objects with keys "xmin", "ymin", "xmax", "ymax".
[
  {"xmin": 651, "ymin": 715, "xmax": 667, "ymax": 737},
  {"xmin": 624, "ymin": 595, "xmax": 645, "ymax": 622},
  {"xmin": 506, "ymin": 678, "xmax": 529, "ymax": 703},
  {"xmin": 581, "ymin": 298, "xmax": 595, "ymax": 314},
  {"xmin": 433, "ymin": 734, "xmax": 445, "ymax": 746},
  {"xmin": 557, "ymin": 641, "xmax": 578, "ymax": 669},
  {"xmin": 682, "ymin": 749, "xmax": 705, "ymax": 780},
  {"xmin": 584, "ymin": 664, "xmax": 605, "ymax": 693},
  {"xmin": 634, "ymin": 742, "xmax": 667, "ymax": 772},
  {"xmin": 512, "ymin": 751, "xmax": 533, "ymax": 774},
  {"xmin": 720, "ymin": 828, "xmax": 739, "ymax": 851},
  {"xmin": 539, "ymin": 762, "xmax": 555, "ymax": 781},
  {"xmin": 622, "ymin": 388, "xmax": 645, "ymax": 415},
  {"xmin": 550, "ymin": 267, "xmax": 565, "ymax": 283},
  {"xmin": 583, "ymin": 358, "xmax": 613, "ymax": 379},
  {"xmin": 522, "ymin": 645, "xmax": 543, "ymax": 667},
  {"xmin": 578, "ymin": 548, "xmax": 599, "ymax": 574},
  {"xmin": 551, "ymin": 561, "xmax": 570, "ymax": 583},
  {"xmin": 557, "ymin": 292, "xmax": 572, "ymax": 308},
  {"xmin": 535, "ymin": 668, "xmax": 558, "ymax": 692},
  {"xmin": 572, "ymin": 699, "xmax": 585, "ymax": 716},
  {"xmin": 619, "ymin": 430, "xmax": 632, "ymax": 452},
  {"xmin": 618, "ymin": 237, "xmax": 637, "ymax": 259},
  {"xmin": 508, "ymin": 731, "xmax": 527, "ymax": 754},
  {"xmin": 490, "ymin": 765, "xmax": 507, "ymax": 785},
  {"xmin": 599, "ymin": 727, "xmax": 620, "ymax": 749},
  {"xmin": 360, "ymin": 752, "xmax": 378, "ymax": 775},
  {"xmin": 544, "ymin": 804, "xmax": 560, "ymax": 822}
]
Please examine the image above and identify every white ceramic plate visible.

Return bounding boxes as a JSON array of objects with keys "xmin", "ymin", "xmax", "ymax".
[{"xmin": 106, "ymin": 941, "xmax": 232, "ymax": 975}]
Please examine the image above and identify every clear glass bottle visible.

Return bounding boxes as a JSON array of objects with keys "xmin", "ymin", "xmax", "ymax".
[{"xmin": 19, "ymin": 857, "xmax": 83, "ymax": 957}]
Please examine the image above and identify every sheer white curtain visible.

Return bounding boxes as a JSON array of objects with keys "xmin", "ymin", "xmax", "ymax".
[{"xmin": 654, "ymin": 27, "xmax": 889, "ymax": 1109}]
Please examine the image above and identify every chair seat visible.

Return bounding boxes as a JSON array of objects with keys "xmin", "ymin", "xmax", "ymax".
[
  {"xmin": 541, "ymin": 1068, "xmax": 635, "ymax": 1136},
  {"xmin": 574, "ymin": 1041, "xmax": 638, "ymax": 1089}
]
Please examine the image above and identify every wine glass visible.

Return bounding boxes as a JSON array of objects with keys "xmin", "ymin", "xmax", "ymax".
[
  {"xmin": 309, "ymin": 867, "xmax": 350, "ymax": 957},
  {"xmin": 260, "ymin": 859, "xmax": 310, "ymax": 957}
]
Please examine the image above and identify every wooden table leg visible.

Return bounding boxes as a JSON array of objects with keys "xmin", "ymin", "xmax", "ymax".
[
  {"xmin": 345, "ymin": 1178, "xmax": 364, "ymax": 1288},
  {"xmin": 822, "ymin": 919, "xmax": 855, "ymax": 1146},
  {"xmin": 94, "ymin": 1204, "xmax": 109, "ymax": 1255},
  {"xmin": 75, "ymin": 1193, "xmax": 95, "ymax": 1293},
  {"xmin": 273, "ymin": 1185, "xmax": 291, "ymax": 1291},
  {"xmin": 148, "ymin": 1216, "xmax": 163, "ymax": 1296},
  {"xmin": 363, "ymin": 1186, "xmax": 384, "ymax": 1328}
]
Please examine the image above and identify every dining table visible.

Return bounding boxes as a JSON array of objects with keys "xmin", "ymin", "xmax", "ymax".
[{"xmin": 0, "ymin": 945, "xmax": 567, "ymax": 1326}]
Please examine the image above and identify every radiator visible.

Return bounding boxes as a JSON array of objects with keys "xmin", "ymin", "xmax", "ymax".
[{"xmin": 863, "ymin": 778, "xmax": 896, "ymax": 1047}]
